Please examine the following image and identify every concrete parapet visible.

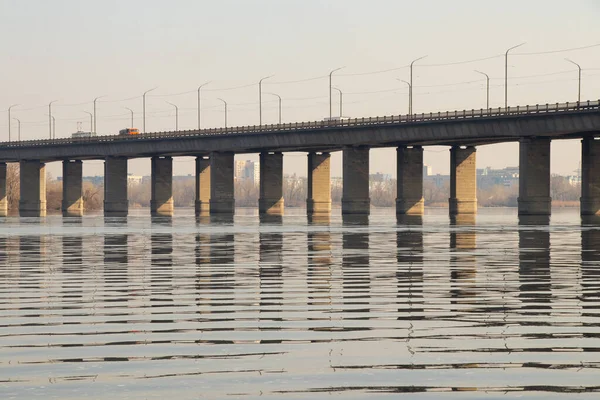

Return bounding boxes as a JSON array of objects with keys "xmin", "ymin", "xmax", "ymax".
[
  {"xmin": 104, "ymin": 157, "xmax": 128, "ymax": 217},
  {"xmin": 307, "ymin": 152, "xmax": 331, "ymax": 215},
  {"xmin": 195, "ymin": 156, "xmax": 211, "ymax": 215},
  {"xmin": 0, "ymin": 163, "xmax": 7, "ymax": 217},
  {"xmin": 518, "ymin": 138, "xmax": 551, "ymax": 216},
  {"xmin": 342, "ymin": 146, "xmax": 370, "ymax": 215},
  {"xmin": 396, "ymin": 146, "xmax": 424, "ymax": 215},
  {"xmin": 62, "ymin": 160, "xmax": 83, "ymax": 217},
  {"xmin": 259, "ymin": 152, "xmax": 284, "ymax": 215},
  {"xmin": 581, "ymin": 137, "xmax": 600, "ymax": 215},
  {"xmin": 449, "ymin": 146, "xmax": 477, "ymax": 215},
  {"xmin": 151, "ymin": 156, "xmax": 174, "ymax": 216},
  {"xmin": 19, "ymin": 160, "xmax": 47, "ymax": 217},
  {"xmin": 209, "ymin": 152, "xmax": 235, "ymax": 214}
]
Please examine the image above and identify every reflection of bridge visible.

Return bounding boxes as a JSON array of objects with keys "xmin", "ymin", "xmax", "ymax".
[{"xmin": 1, "ymin": 101, "xmax": 600, "ymax": 217}]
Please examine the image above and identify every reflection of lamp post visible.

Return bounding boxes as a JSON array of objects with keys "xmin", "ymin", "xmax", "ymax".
[
  {"xmin": 93, "ymin": 96, "xmax": 106, "ymax": 133},
  {"xmin": 504, "ymin": 42, "xmax": 525, "ymax": 108},
  {"xmin": 409, "ymin": 56, "xmax": 427, "ymax": 115},
  {"xmin": 565, "ymin": 58, "xmax": 582, "ymax": 102},
  {"xmin": 265, "ymin": 92, "xmax": 282, "ymax": 124},
  {"xmin": 396, "ymin": 79, "xmax": 410, "ymax": 115},
  {"xmin": 329, "ymin": 67, "xmax": 344, "ymax": 119},
  {"xmin": 143, "ymin": 87, "xmax": 158, "ymax": 133},
  {"xmin": 218, "ymin": 98, "xmax": 227, "ymax": 128},
  {"xmin": 197, "ymin": 81, "xmax": 210, "ymax": 130},
  {"xmin": 474, "ymin": 70, "xmax": 490, "ymax": 109},
  {"xmin": 166, "ymin": 101, "xmax": 179, "ymax": 131},
  {"xmin": 259, "ymin": 75, "xmax": 274, "ymax": 125},
  {"xmin": 332, "ymin": 87, "xmax": 343, "ymax": 118},
  {"xmin": 124, "ymin": 107, "xmax": 134, "ymax": 128},
  {"xmin": 83, "ymin": 111, "xmax": 93, "ymax": 133},
  {"xmin": 8, "ymin": 104, "xmax": 19, "ymax": 142},
  {"xmin": 13, "ymin": 118, "xmax": 21, "ymax": 141},
  {"xmin": 49, "ymin": 100, "xmax": 58, "ymax": 139}
]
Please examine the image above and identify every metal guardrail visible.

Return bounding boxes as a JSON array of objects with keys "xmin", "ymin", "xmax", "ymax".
[{"xmin": 2, "ymin": 100, "xmax": 599, "ymax": 149}]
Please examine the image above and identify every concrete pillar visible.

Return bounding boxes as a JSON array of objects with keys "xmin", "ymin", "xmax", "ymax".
[
  {"xmin": 396, "ymin": 146, "xmax": 424, "ymax": 215},
  {"xmin": 62, "ymin": 160, "xmax": 83, "ymax": 217},
  {"xmin": 19, "ymin": 160, "xmax": 46, "ymax": 217},
  {"xmin": 209, "ymin": 152, "xmax": 235, "ymax": 214},
  {"xmin": 518, "ymin": 138, "xmax": 551, "ymax": 216},
  {"xmin": 581, "ymin": 137, "xmax": 600, "ymax": 215},
  {"xmin": 104, "ymin": 157, "xmax": 128, "ymax": 217},
  {"xmin": 449, "ymin": 146, "xmax": 477, "ymax": 215},
  {"xmin": 342, "ymin": 146, "xmax": 370, "ymax": 215},
  {"xmin": 259, "ymin": 152, "xmax": 284, "ymax": 215},
  {"xmin": 0, "ymin": 163, "xmax": 7, "ymax": 217},
  {"xmin": 151, "ymin": 156, "xmax": 174, "ymax": 216},
  {"xmin": 195, "ymin": 156, "xmax": 211, "ymax": 215},
  {"xmin": 307, "ymin": 152, "xmax": 331, "ymax": 215}
]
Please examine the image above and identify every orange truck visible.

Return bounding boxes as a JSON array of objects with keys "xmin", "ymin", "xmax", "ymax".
[{"xmin": 119, "ymin": 128, "xmax": 140, "ymax": 135}]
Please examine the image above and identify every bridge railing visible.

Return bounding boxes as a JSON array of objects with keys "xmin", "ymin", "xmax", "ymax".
[{"xmin": 2, "ymin": 100, "xmax": 599, "ymax": 148}]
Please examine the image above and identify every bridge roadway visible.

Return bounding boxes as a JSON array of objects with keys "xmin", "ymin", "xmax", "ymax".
[{"xmin": 0, "ymin": 100, "xmax": 599, "ymax": 218}]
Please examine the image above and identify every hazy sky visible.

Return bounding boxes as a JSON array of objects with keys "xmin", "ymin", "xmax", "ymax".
[{"xmin": 1, "ymin": 0, "xmax": 599, "ymax": 178}]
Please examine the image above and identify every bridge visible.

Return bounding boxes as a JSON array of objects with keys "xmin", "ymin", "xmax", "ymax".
[{"xmin": 1, "ymin": 100, "xmax": 599, "ymax": 218}]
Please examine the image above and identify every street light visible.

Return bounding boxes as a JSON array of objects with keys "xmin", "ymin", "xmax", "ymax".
[
  {"xmin": 265, "ymin": 92, "xmax": 282, "ymax": 124},
  {"xmin": 124, "ymin": 107, "xmax": 134, "ymax": 128},
  {"xmin": 12, "ymin": 118, "xmax": 21, "ymax": 141},
  {"xmin": 409, "ymin": 55, "xmax": 427, "ymax": 115},
  {"xmin": 51, "ymin": 115, "xmax": 56, "ymax": 139},
  {"xmin": 504, "ymin": 42, "xmax": 526, "ymax": 108},
  {"xmin": 83, "ymin": 111, "xmax": 93, "ymax": 133},
  {"xmin": 143, "ymin": 87, "xmax": 158, "ymax": 133},
  {"xmin": 332, "ymin": 87, "xmax": 343, "ymax": 118},
  {"xmin": 474, "ymin": 70, "xmax": 490, "ymax": 109},
  {"xmin": 259, "ymin": 75, "xmax": 274, "ymax": 125},
  {"xmin": 7, "ymin": 104, "xmax": 19, "ymax": 142},
  {"xmin": 49, "ymin": 100, "xmax": 58, "ymax": 139},
  {"xmin": 396, "ymin": 79, "xmax": 410, "ymax": 115},
  {"xmin": 93, "ymin": 95, "xmax": 106, "ymax": 134},
  {"xmin": 217, "ymin": 98, "xmax": 227, "ymax": 128},
  {"xmin": 166, "ymin": 101, "xmax": 179, "ymax": 131},
  {"xmin": 197, "ymin": 81, "xmax": 211, "ymax": 130},
  {"xmin": 328, "ymin": 67, "xmax": 344, "ymax": 119},
  {"xmin": 565, "ymin": 58, "xmax": 582, "ymax": 102}
]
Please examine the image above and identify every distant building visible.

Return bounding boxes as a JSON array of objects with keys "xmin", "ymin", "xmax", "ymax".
[
  {"xmin": 477, "ymin": 166, "xmax": 519, "ymax": 188},
  {"xmin": 127, "ymin": 174, "xmax": 143, "ymax": 186},
  {"xmin": 235, "ymin": 160, "xmax": 259, "ymax": 185},
  {"xmin": 83, "ymin": 176, "xmax": 104, "ymax": 186},
  {"xmin": 424, "ymin": 174, "xmax": 450, "ymax": 188},
  {"xmin": 370, "ymin": 172, "xmax": 392, "ymax": 182},
  {"xmin": 423, "ymin": 164, "xmax": 432, "ymax": 177}
]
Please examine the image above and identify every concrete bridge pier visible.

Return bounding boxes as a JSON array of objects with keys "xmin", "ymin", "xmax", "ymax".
[
  {"xmin": 581, "ymin": 137, "xmax": 600, "ymax": 215},
  {"xmin": 0, "ymin": 163, "xmax": 7, "ymax": 217},
  {"xmin": 259, "ymin": 152, "xmax": 284, "ymax": 215},
  {"xmin": 396, "ymin": 146, "xmax": 424, "ymax": 215},
  {"xmin": 209, "ymin": 152, "xmax": 235, "ymax": 214},
  {"xmin": 62, "ymin": 160, "xmax": 83, "ymax": 217},
  {"xmin": 104, "ymin": 157, "xmax": 128, "ymax": 217},
  {"xmin": 151, "ymin": 156, "xmax": 174, "ymax": 216},
  {"xmin": 307, "ymin": 152, "xmax": 331, "ymax": 216},
  {"xmin": 449, "ymin": 146, "xmax": 477, "ymax": 215},
  {"xmin": 518, "ymin": 138, "xmax": 551, "ymax": 215},
  {"xmin": 19, "ymin": 160, "xmax": 47, "ymax": 217},
  {"xmin": 195, "ymin": 156, "xmax": 211, "ymax": 216},
  {"xmin": 342, "ymin": 146, "xmax": 370, "ymax": 215}
]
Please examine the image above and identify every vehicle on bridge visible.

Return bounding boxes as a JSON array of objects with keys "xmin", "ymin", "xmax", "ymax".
[
  {"xmin": 71, "ymin": 130, "xmax": 96, "ymax": 139},
  {"xmin": 119, "ymin": 128, "xmax": 140, "ymax": 135}
]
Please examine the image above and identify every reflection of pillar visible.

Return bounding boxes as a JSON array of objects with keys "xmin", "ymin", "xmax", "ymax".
[
  {"xmin": 396, "ymin": 215, "xmax": 424, "ymax": 317},
  {"xmin": 342, "ymin": 215, "xmax": 370, "ymax": 313},
  {"xmin": 209, "ymin": 152, "xmax": 235, "ymax": 214},
  {"xmin": 151, "ymin": 156, "xmax": 174, "ymax": 216},
  {"xmin": 450, "ymin": 214, "xmax": 477, "ymax": 303},
  {"xmin": 104, "ymin": 233, "xmax": 129, "ymax": 304},
  {"xmin": 62, "ymin": 160, "xmax": 83, "ymax": 217},
  {"xmin": 449, "ymin": 146, "xmax": 477, "ymax": 215},
  {"xmin": 19, "ymin": 160, "xmax": 46, "ymax": 217},
  {"xmin": 259, "ymin": 215, "xmax": 283, "ymax": 335},
  {"xmin": 104, "ymin": 157, "xmax": 128, "ymax": 217},
  {"xmin": 518, "ymin": 216, "xmax": 551, "ymax": 313},
  {"xmin": 151, "ymin": 219, "xmax": 173, "ymax": 313},
  {"xmin": 308, "ymin": 214, "xmax": 332, "ymax": 305},
  {"xmin": 195, "ymin": 156, "xmax": 211, "ymax": 216},
  {"xmin": 0, "ymin": 162, "xmax": 7, "ymax": 217},
  {"xmin": 342, "ymin": 146, "xmax": 370, "ymax": 215},
  {"xmin": 396, "ymin": 146, "xmax": 424, "ymax": 215},
  {"xmin": 581, "ymin": 216, "xmax": 600, "ymax": 316},
  {"xmin": 518, "ymin": 138, "xmax": 551, "ymax": 216},
  {"xmin": 581, "ymin": 138, "xmax": 600, "ymax": 215},
  {"xmin": 259, "ymin": 152, "xmax": 284, "ymax": 215},
  {"xmin": 307, "ymin": 152, "xmax": 331, "ymax": 216}
]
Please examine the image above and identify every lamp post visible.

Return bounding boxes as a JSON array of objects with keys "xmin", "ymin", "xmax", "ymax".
[
  {"xmin": 83, "ymin": 111, "xmax": 93, "ymax": 133},
  {"xmin": 504, "ymin": 42, "xmax": 525, "ymax": 109},
  {"xmin": 259, "ymin": 75, "xmax": 274, "ymax": 125},
  {"xmin": 197, "ymin": 81, "xmax": 211, "ymax": 130},
  {"xmin": 332, "ymin": 87, "xmax": 343, "ymax": 118},
  {"xmin": 124, "ymin": 107, "xmax": 134, "ymax": 128},
  {"xmin": 218, "ymin": 98, "xmax": 227, "ymax": 128},
  {"xmin": 265, "ymin": 92, "xmax": 282, "ymax": 124},
  {"xmin": 166, "ymin": 101, "xmax": 179, "ymax": 131},
  {"xmin": 51, "ymin": 115, "xmax": 56, "ymax": 139},
  {"xmin": 143, "ymin": 87, "xmax": 158, "ymax": 133},
  {"xmin": 396, "ymin": 79, "xmax": 411, "ymax": 115},
  {"xmin": 93, "ymin": 95, "xmax": 106, "ymax": 134},
  {"xmin": 49, "ymin": 100, "xmax": 57, "ymax": 139},
  {"xmin": 7, "ymin": 104, "xmax": 19, "ymax": 142},
  {"xmin": 565, "ymin": 58, "xmax": 582, "ymax": 102},
  {"xmin": 13, "ymin": 118, "xmax": 21, "ymax": 141},
  {"xmin": 409, "ymin": 56, "xmax": 427, "ymax": 115},
  {"xmin": 329, "ymin": 67, "xmax": 344, "ymax": 119},
  {"xmin": 474, "ymin": 70, "xmax": 490, "ymax": 109}
]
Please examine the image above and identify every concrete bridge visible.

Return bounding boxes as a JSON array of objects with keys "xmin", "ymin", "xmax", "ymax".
[{"xmin": 1, "ymin": 100, "xmax": 599, "ymax": 218}]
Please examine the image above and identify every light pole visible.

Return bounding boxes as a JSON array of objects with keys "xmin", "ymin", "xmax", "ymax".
[
  {"xmin": 332, "ymin": 87, "xmax": 343, "ymax": 117},
  {"xmin": 504, "ymin": 42, "xmax": 525, "ymax": 109},
  {"xmin": 197, "ymin": 81, "xmax": 210, "ymax": 130},
  {"xmin": 474, "ymin": 70, "xmax": 490, "ymax": 109},
  {"xmin": 166, "ymin": 101, "xmax": 179, "ymax": 131},
  {"xmin": 93, "ymin": 95, "xmax": 106, "ymax": 134},
  {"xmin": 7, "ymin": 104, "xmax": 19, "ymax": 142},
  {"xmin": 125, "ymin": 107, "xmax": 134, "ymax": 128},
  {"xmin": 51, "ymin": 115, "xmax": 56, "ymax": 139},
  {"xmin": 49, "ymin": 100, "xmax": 57, "ymax": 139},
  {"xmin": 565, "ymin": 58, "xmax": 582, "ymax": 102},
  {"xmin": 396, "ymin": 79, "xmax": 411, "ymax": 115},
  {"xmin": 329, "ymin": 67, "xmax": 344, "ymax": 119},
  {"xmin": 409, "ymin": 55, "xmax": 427, "ymax": 115},
  {"xmin": 259, "ymin": 75, "xmax": 274, "ymax": 125},
  {"xmin": 13, "ymin": 118, "xmax": 21, "ymax": 141},
  {"xmin": 143, "ymin": 87, "xmax": 158, "ymax": 133},
  {"xmin": 218, "ymin": 98, "xmax": 227, "ymax": 128},
  {"xmin": 83, "ymin": 111, "xmax": 93, "ymax": 133},
  {"xmin": 265, "ymin": 92, "xmax": 282, "ymax": 124}
]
